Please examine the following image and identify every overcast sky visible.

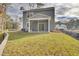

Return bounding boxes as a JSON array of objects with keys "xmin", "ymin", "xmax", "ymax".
[{"xmin": 6, "ymin": 3, "xmax": 79, "ymax": 21}]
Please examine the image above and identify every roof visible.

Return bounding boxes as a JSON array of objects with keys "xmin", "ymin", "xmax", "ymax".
[
  {"xmin": 28, "ymin": 13, "xmax": 51, "ymax": 20},
  {"xmin": 23, "ymin": 7, "xmax": 54, "ymax": 12},
  {"xmin": 29, "ymin": 13, "xmax": 50, "ymax": 18}
]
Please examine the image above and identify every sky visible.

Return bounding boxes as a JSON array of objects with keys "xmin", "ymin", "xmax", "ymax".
[{"xmin": 6, "ymin": 3, "xmax": 79, "ymax": 21}]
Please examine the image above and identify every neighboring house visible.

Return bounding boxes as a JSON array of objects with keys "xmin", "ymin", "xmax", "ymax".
[
  {"xmin": 55, "ymin": 21, "xmax": 68, "ymax": 30},
  {"xmin": 67, "ymin": 18, "xmax": 79, "ymax": 30},
  {"xmin": 23, "ymin": 7, "xmax": 55, "ymax": 32},
  {"xmin": 55, "ymin": 24, "xmax": 67, "ymax": 30}
]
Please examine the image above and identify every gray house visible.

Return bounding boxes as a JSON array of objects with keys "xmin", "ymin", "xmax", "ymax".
[{"xmin": 23, "ymin": 7, "xmax": 55, "ymax": 32}]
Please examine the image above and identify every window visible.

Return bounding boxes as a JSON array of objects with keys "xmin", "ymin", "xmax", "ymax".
[{"xmin": 39, "ymin": 23, "xmax": 45, "ymax": 31}]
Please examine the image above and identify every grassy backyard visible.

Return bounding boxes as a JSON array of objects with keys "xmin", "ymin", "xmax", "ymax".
[{"xmin": 2, "ymin": 31, "xmax": 79, "ymax": 56}]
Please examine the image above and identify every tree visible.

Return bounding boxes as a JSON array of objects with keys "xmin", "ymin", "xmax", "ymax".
[
  {"xmin": 6, "ymin": 21, "xmax": 12, "ymax": 29},
  {"xmin": 6, "ymin": 19, "xmax": 19, "ymax": 30},
  {"xmin": 5, "ymin": 15, "xmax": 12, "ymax": 30},
  {"xmin": 0, "ymin": 3, "xmax": 11, "ymax": 31},
  {"xmin": 12, "ymin": 22, "xmax": 19, "ymax": 29}
]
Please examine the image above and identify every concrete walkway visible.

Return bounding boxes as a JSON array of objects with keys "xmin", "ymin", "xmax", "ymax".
[{"xmin": 0, "ymin": 32, "xmax": 9, "ymax": 56}]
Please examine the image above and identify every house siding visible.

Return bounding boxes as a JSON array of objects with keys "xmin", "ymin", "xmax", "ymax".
[
  {"xmin": 23, "ymin": 7, "xmax": 55, "ymax": 32},
  {"xmin": 23, "ymin": 12, "xmax": 29, "ymax": 31},
  {"xmin": 30, "ymin": 20, "xmax": 48, "ymax": 32}
]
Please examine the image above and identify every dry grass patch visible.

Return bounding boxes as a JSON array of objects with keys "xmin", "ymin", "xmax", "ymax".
[{"xmin": 2, "ymin": 31, "xmax": 79, "ymax": 56}]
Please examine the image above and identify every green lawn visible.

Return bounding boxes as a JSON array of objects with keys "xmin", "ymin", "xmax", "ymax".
[{"xmin": 2, "ymin": 31, "xmax": 79, "ymax": 56}]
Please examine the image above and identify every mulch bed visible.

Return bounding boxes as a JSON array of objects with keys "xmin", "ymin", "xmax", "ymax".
[{"xmin": 61, "ymin": 30, "xmax": 79, "ymax": 40}]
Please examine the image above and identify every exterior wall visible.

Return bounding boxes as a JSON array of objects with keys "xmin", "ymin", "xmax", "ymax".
[
  {"xmin": 23, "ymin": 12, "xmax": 28, "ymax": 31},
  {"xmin": 23, "ymin": 7, "xmax": 55, "ymax": 32},
  {"xmin": 30, "ymin": 20, "xmax": 48, "ymax": 32},
  {"xmin": 29, "ymin": 9, "xmax": 55, "ymax": 31}
]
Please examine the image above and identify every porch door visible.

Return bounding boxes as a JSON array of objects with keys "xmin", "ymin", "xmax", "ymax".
[{"xmin": 39, "ymin": 23, "xmax": 45, "ymax": 32}]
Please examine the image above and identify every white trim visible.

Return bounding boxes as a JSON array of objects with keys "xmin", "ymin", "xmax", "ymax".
[
  {"xmin": 48, "ymin": 18, "xmax": 51, "ymax": 32},
  {"xmin": 28, "ymin": 17, "xmax": 50, "ymax": 20},
  {"xmin": 28, "ymin": 17, "xmax": 51, "ymax": 32},
  {"xmin": 28, "ymin": 13, "xmax": 51, "ymax": 20},
  {"xmin": 28, "ymin": 20, "xmax": 30, "ymax": 32},
  {"xmin": 38, "ymin": 20, "xmax": 39, "ymax": 32}
]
